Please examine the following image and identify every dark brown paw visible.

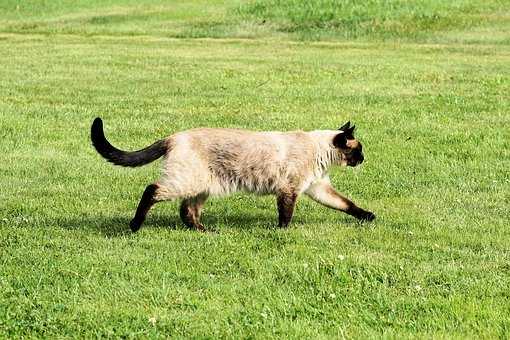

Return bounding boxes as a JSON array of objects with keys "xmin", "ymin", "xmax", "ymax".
[
  {"xmin": 358, "ymin": 211, "xmax": 376, "ymax": 222},
  {"xmin": 195, "ymin": 224, "xmax": 207, "ymax": 232},
  {"xmin": 129, "ymin": 219, "xmax": 142, "ymax": 232}
]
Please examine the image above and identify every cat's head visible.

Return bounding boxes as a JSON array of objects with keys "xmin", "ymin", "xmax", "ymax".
[{"xmin": 333, "ymin": 121, "xmax": 364, "ymax": 167}]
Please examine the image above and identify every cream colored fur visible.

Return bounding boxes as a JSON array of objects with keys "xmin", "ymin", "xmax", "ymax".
[{"xmin": 153, "ymin": 128, "xmax": 348, "ymax": 203}]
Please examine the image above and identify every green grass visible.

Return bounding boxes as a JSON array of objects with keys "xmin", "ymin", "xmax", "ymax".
[
  {"xmin": 1, "ymin": 1, "xmax": 510, "ymax": 338},
  {"xmin": 1, "ymin": 0, "xmax": 509, "ymax": 42},
  {"xmin": 236, "ymin": 0, "xmax": 510, "ymax": 41}
]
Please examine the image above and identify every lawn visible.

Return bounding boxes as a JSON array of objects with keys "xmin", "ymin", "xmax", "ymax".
[{"xmin": 1, "ymin": 0, "xmax": 509, "ymax": 338}]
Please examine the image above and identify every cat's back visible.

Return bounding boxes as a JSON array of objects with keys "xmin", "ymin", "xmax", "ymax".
[{"xmin": 177, "ymin": 127, "xmax": 314, "ymax": 162}]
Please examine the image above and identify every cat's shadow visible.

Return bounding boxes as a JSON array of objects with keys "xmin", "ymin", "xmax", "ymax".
[
  {"xmin": 54, "ymin": 212, "xmax": 274, "ymax": 237},
  {"xmin": 56, "ymin": 209, "xmax": 366, "ymax": 237}
]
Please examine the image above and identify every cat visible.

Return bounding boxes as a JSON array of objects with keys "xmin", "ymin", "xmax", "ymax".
[{"xmin": 91, "ymin": 118, "xmax": 375, "ymax": 232}]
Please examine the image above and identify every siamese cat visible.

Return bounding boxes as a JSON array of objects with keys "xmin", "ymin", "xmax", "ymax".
[{"xmin": 91, "ymin": 118, "xmax": 375, "ymax": 232}]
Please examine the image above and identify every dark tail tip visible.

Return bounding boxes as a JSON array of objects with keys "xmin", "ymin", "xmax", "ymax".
[
  {"xmin": 91, "ymin": 116, "xmax": 114, "ymax": 161},
  {"xmin": 92, "ymin": 117, "xmax": 102, "ymax": 128},
  {"xmin": 91, "ymin": 117, "xmax": 104, "ymax": 143}
]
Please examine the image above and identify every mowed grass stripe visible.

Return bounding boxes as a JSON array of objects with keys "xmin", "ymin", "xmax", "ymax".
[{"xmin": 1, "ymin": 0, "xmax": 509, "ymax": 43}]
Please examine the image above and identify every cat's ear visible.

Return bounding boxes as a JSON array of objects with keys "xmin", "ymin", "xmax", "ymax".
[
  {"xmin": 346, "ymin": 124, "xmax": 356, "ymax": 135},
  {"xmin": 333, "ymin": 132, "xmax": 347, "ymax": 148},
  {"xmin": 339, "ymin": 122, "xmax": 355, "ymax": 138},
  {"xmin": 339, "ymin": 121, "xmax": 351, "ymax": 131}
]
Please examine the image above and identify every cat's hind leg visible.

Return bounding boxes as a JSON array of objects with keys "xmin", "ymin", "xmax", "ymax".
[
  {"xmin": 179, "ymin": 193, "xmax": 209, "ymax": 232},
  {"xmin": 130, "ymin": 183, "xmax": 161, "ymax": 232}
]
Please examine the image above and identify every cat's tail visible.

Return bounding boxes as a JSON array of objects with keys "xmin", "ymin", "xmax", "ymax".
[{"xmin": 91, "ymin": 117, "xmax": 167, "ymax": 167}]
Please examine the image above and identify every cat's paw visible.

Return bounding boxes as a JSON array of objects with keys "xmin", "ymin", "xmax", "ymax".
[{"xmin": 358, "ymin": 210, "xmax": 376, "ymax": 222}]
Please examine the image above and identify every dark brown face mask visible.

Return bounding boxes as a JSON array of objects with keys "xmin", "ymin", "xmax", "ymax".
[{"xmin": 333, "ymin": 121, "xmax": 365, "ymax": 167}]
